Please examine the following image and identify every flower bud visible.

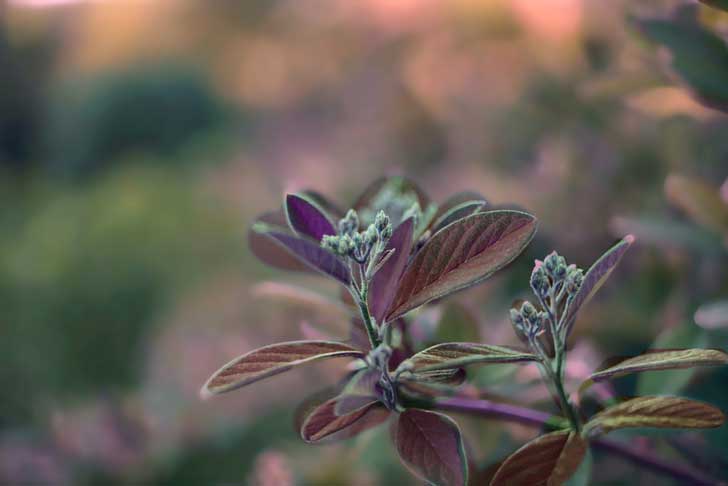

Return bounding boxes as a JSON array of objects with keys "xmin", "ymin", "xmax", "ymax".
[
  {"xmin": 530, "ymin": 266, "xmax": 549, "ymax": 297},
  {"xmin": 364, "ymin": 225, "xmax": 379, "ymax": 245},
  {"xmin": 510, "ymin": 308, "xmax": 524, "ymax": 327},
  {"xmin": 321, "ymin": 235, "xmax": 339, "ymax": 253},
  {"xmin": 338, "ymin": 235, "xmax": 354, "ymax": 256},
  {"xmin": 374, "ymin": 210, "xmax": 390, "ymax": 233},
  {"xmin": 565, "ymin": 266, "xmax": 584, "ymax": 294},
  {"xmin": 338, "ymin": 209, "xmax": 359, "ymax": 236},
  {"xmin": 520, "ymin": 301, "xmax": 537, "ymax": 319}
]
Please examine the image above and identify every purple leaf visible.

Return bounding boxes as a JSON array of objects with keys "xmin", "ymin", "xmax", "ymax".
[
  {"xmin": 301, "ymin": 396, "xmax": 389, "ymax": 443},
  {"xmin": 369, "ymin": 218, "xmax": 415, "ymax": 324},
  {"xmin": 387, "ymin": 211, "xmax": 538, "ymax": 321},
  {"xmin": 285, "ymin": 193, "xmax": 337, "ymax": 242},
  {"xmin": 259, "ymin": 229, "xmax": 351, "ymax": 284},
  {"xmin": 490, "ymin": 430, "xmax": 587, "ymax": 486},
  {"xmin": 248, "ymin": 210, "xmax": 315, "ymax": 273},
  {"xmin": 200, "ymin": 340, "xmax": 363, "ymax": 397},
  {"xmin": 392, "ymin": 409, "xmax": 468, "ymax": 486},
  {"xmin": 564, "ymin": 235, "xmax": 634, "ymax": 338}
]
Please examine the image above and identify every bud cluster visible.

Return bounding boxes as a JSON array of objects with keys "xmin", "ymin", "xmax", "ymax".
[
  {"xmin": 510, "ymin": 301, "xmax": 547, "ymax": 340},
  {"xmin": 321, "ymin": 209, "xmax": 393, "ymax": 265},
  {"xmin": 531, "ymin": 252, "xmax": 584, "ymax": 301}
]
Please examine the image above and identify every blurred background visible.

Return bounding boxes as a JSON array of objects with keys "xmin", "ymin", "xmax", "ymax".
[{"xmin": 1, "ymin": 0, "xmax": 728, "ymax": 484}]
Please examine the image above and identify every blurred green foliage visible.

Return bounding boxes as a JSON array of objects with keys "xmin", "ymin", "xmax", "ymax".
[{"xmin": 0, "ymin": 166, "xmax": 244, "ymax": 425}]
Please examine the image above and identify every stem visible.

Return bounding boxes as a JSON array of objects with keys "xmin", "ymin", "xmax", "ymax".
[
  {"xmin": 433, "ymin": 397, "xmax": 722, "ymax": 486},
  {"xmin": 354, "ymin": 266, "xmax": 380, "ymax": 349}
]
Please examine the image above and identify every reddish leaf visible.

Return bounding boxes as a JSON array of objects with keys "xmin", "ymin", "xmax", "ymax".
[
  {"xmin": 387, "ymin": 211, "xmax": 537, "ymax": 320},
  {"xmin": 201, "ymin": 340, "xmax": 364, "ymax": 397},
  {"xmin": 490, "ymin": 430, "xmax": 587, "ymax": 486},
  {"xmin": 258, "ymin": 229, "xmax": 351, "ymax": 284},
  {"xmin": 285, "ymin": 193, "xmax": 337, "ymax": 242},
  {"xmin": 301, "ymin": 396, "xmax": 389, "ymax": 443},
  {"xmin": 584, "ymin": 396, "xmax": 725, "ymax": 436},
  {"xmin": 369, "ymin": 218, "xmax": 415, "ymax": 323},
  {"xmin": 300, "ymin": 190, "xmax": 345, "ymax": 220},
  {"xmin": 392, "ymin": 409, "xmax": 468, "ymax": 486},
  {"xmin": 564, "ymin": 235, "xmax": 634, "ymax": 338},
  {"xmin": 248, "ymin": 210, "xmax": 313, "ymax": 273}
]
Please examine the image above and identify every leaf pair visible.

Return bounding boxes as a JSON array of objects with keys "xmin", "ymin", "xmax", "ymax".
[
  {"xmin": 250, "ymin": 194, "xmax": 350, "ymax": 284},
  {"xmin": 298, "ymin": 391, "xmax": 469, "ymax": 485}
]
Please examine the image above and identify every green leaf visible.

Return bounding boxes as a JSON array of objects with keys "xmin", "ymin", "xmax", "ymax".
[
  {"xmin": 699, "ymin": 0, "xmax": 728, "ymax": 12},
  {"xmin": 635, "ymin": 6, "xmax": 728, "ymax": 112},
  {"xmin": 584, "ymin": 396, "xmax": 725, "ymax": 437},
  {"xmin": 387, "ymin": 210, "xmax": 537, "ymax": 320},
  {"xmin": 588, "ymin": 348, "xmax": 728, "ymax": 382},
  {"xmin": 200, "ymin": 340, "xmax": 364, "ymax": 396},
  {"xmin": 392, "ymin": 409, "xmax": 468, "ymax": 486},
  {"xmin": 490, "ymin": 430, "xmax": 587, "ymax": 486},
  {"xmin": 401, "ymin": 342, "xmax": 539, "ymax": 374}
]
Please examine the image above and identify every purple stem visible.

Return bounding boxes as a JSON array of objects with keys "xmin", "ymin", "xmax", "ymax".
[{"xmin": 434, "ymin": 397, "xmax": 723, "ymax": 486}]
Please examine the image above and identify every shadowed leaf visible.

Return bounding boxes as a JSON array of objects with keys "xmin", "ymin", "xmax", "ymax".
[
  {"xmin": 369, "ymin": 218, "xmax": 415, "ymax": 324},
  {"xmin": 584, "ymin": 396, "xmax": 725, "ymax": 437},
  {"xmin": 334, "ymin": 368, "xmax": 381, "ymax": 416},
  {"xmin": 490, "ymin": 430, "xmax": 587, "ymax": 486},
  {"xmin": 301, "ymin": 190, "xmax": 345, "ymax": 220},
  {"xmin": 254, "ymin": 227, "xmax": 351, "ymax": 284},
  {"xmin": 301, "ymin": 396, "xmax": 389, "ymax": 443},
  {"xmin": 699, "ymin": 0, "xmax": 728, "ymax": 11},
  {"xmin": 635, "ymin": 6, "xmax": 728, "ymax": 112},
  {"xmin": 393, "ymin": 409, "xmax": 468, "ymax": 486},
  {"xmin": 403, "ymin": 343, "xmax": 539, "ymax": 373},
  {"xmin": 564, "ymin": 235, "xmax": 634, "ymax": 338},
  {"xmin": 248, "ymin": 210, "xmax": 315, "ymax": 273},
  {"xmin": 285, "ymin": 193, "xmax": 337, "ymax": 241},
  {"xmin": 431, "ymin": 201, "xmax": 487, "ymax": 235},
  {"xmin": 588, "ymin": 348, "xmax": 728, "ymax": 382},
  {"xmin": 201, "ymin": 341, "xmax": 364, "ymax": 396},
  {"xmin": 353, "ymin": 176, "xmax": 429, "ymax": 214},
  {"xmin": 387, "ymin": 210, "xmax": 537, "ymax": 320}
]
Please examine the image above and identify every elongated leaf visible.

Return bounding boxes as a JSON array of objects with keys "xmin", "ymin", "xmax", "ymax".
[
  {"xmin": 431, "ymin": 201, "xmax": 486, "ymax": 235},
  {"xmin": 588, "ymin": 348, "xmax": 728, "ymax": 382},
  {"xmin": 584, "ymin": 396, "xmax": 725, "ymax": 437},
  {"xmin": 563, "ymin": 235, "xmax": 634, "ymax": 338},
  {"xmin": 301, "ymin": 396, "xmax": 389, "ymax": 443},
  {"xmin": 285, "ymin": 193, "xmax": 337, "ymax": 241},
  {"xmin": 491, "ymin": 430, "xmax": 587, "ymax": 486},
  {"xmin": 369, "ymin": 218, "xmax": 414, "ymax": 324},
  {"xmin": 700, "ymin": 0, "xmax": 728, "ymax": 12},
  {"xmin": 201, "ymin": 340, "xmax": 364, "ymax": 397},
  {"xmin": 248, "ymin": 210, "xmax": 314, "ymax": 273},
  {"xmin": 392, "ymin": 409, "xmax": 468, "ymax": 486},
  {"xmin": 402, "ymin": 343, "xmax": 539, "ymax": 373},
  {"xmin": 256, "ymin": 228, "xmax": 351, "ymax": 284},
  {"xmin": 387, "ymin": 211, "xmax": 537, "ymax": 320}
]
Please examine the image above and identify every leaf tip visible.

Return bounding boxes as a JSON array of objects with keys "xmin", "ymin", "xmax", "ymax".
[
  {"xmin": 199, "ymin": 384, "xmax": 215, "ymax": 400},
  {"xmin": 624, "ymin": 234, "xmax": 636, "ymax": 245}
]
